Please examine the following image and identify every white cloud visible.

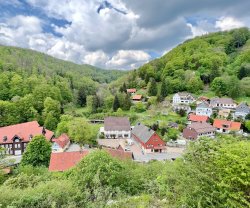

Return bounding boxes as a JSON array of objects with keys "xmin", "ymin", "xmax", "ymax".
[
  {"xmin": 0, "ymin": 15, "xmax": 43, "ymax": 47},
  {"xmin": 186, "ymin": 23, "xmax": 208, "ymax": 38},
  {"xmin": 1, "ymin": 1, "xmax": 250, "ymax": 70},
  {"xmin": 107, "ymin": 50, "xmax": 151, "ymax": 69},
  {"xmin": 83, "ymin": 51, "xmax": 109, "ymax": 67},
  {"xmin": 215, "ymin": 17, "xmax": 245, "ymax": 31}
]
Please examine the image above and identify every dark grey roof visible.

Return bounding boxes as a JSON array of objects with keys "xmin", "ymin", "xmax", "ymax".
[
  {"xmin": 104, "ymin": 117, "xmax": 130, "ymax": 131},
  {"xmin": 187, "ymin": 122, "xmax": 216, "ymax": 133},
  {"xmin": 210, "ymin": 98, "xmax": 235, "ymax": 105},
  {"xmin": 168, "ymin": 122, "xmax": 178, "ymax": 127},
  {"xmin": 197, "ymin": 101, "xmax": 211, "ymax": 109},
  {"xmin": 236, "ymin": 103, "xmax": 250, "ymax": 113},
  {"xmin": 132, "ymin": 123, "xmax": 155, "ymax": 143},
  {"xmin": 176, "ymin": 92, "xmax": 195, "ymax": 100}
]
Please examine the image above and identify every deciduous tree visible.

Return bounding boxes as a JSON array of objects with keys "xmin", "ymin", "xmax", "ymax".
[{"xmin": 21, "ymin": 135, "xmax": 51, "ymax": 167}]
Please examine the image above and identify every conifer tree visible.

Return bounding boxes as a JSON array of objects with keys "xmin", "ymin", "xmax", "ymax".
[
  {"xmin": 160, "ymin": 79, "xmax": 168, "ymax": 98},
  {"xmin": 113, "ymin": 95, "xmax": 120, "ymax": 111},
  {"xmin": 148, "ymin": 78, "xmax": 157, "ymax": 96},
  {"xmin": 123, "ymin": 93, "xmax": 132, "ymax": 110}
]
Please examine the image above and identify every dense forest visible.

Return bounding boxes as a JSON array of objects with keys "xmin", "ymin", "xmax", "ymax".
[
  {"xmin": 122, "ymin": 28, "xmax": 250, "ymax": 99},
  {"xmin": 0, "ymin": 136, "xmax": 249, "ymax": 207},
  {"xmin": 0, "ymin": 45, "xmax": 126, "ymax": 129}
]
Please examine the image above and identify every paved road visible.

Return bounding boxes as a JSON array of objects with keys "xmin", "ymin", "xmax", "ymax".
[{"xmin": 129, "ymin": 138, "xmax": 185, "ymax": 162}]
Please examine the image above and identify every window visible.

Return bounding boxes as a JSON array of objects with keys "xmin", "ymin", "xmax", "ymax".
[{"xmin": 124, "ymin": 134, "xmax": 128, "ymax": 137}]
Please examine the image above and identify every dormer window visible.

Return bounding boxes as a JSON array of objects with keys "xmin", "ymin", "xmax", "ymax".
[
  {"xmin": 29, "ymin": 134, "xmax": 33, "ymax": 140},
  {"xmin": 3, "ymin": 136, "xmax": 7, "ymax": 142},
  {"xmin": 222, "ymin": 124, "xmax": 229, "ymax": 128}
]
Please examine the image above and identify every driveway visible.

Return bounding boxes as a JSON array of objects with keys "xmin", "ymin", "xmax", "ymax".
[{"xmin": 129, "ymin": 138, "xmax": 185, "ymax": 162}]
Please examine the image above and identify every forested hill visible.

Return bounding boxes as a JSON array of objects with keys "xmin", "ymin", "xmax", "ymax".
[
  {"xmin": 124, "ymin": 28, "xmax": 250, "ymax": 99},
  {"xmin": 0, "ymin": 45, "xmax": 126, "ymax": 83},
  {"xmin": 0, "ymin": 45, "xmax": 126, "ymax": 129}
]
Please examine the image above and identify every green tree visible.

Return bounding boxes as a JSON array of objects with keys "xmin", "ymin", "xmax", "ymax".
[
  {"xmin": 21, "ymin": 135, "xmax": 51, "ymax": 167},
  {"xmin": 211, "ymin": 77, "xmax": 228, "ymax": 96},
  {"xmin": 160, "ymin": 78, "xmax": 168, "ymax": 99},
  {"xmin": 0, "ymin": 100, "xmax": 20, "ymax": 127},
  {"xmin": 77, "ymin": 86, "xmax": 87, "ymax": 107},
  {"xmin": 228, "ymin": 76, "xmax": 241, "ymax": 98},
  {"xmin": 158, "ymin": 137, "xmax": 250, "ymax": 207},
  {"xmin": 17, "ymin": 94, "xmax": 38, "ymax": 123},
  {"xmin": 87, "ymin": 95, "xmax": 100, "ymax": 113},
  {"xmin": 186, "ymin": 76, "xmax": 203, "ymax": 93},
  {"xmin": 238, "ymin": 63, "xmax": 250, "ymax": 79},
  {"xmin": 167, "ymin": 128, "xmax": 178, "ymax": 141},
  {"xmin": 123, "ymin": 93, "xmax": 132, "ymax": 111},
  {"xmin": 113, "ymin": 95, "xmax": 120, "ymax": 112},
  {"xmin": 148, "ymin": 78, "xmax": 157, "ymax": 96},
  {"xmin": 119, "ymin": 82, "xmax": 127, "ymax": 93},
  {"xmin": 245, "ymin": 120, "xmax": 250, "ymax": 132},
  {"xmin": 68, "ymin": 118, "xmax": 95, "ymax": 149},
  {"xmin": 74, "ymin": 151, "xmax": 125, "ymax": 191},
  {"xmin": 42, "ymin": 97, "xmax": 60, "ymax": 130},
  {"xmin": 240, "ymin": 77, "xmax": 250, "ymax": 96}
]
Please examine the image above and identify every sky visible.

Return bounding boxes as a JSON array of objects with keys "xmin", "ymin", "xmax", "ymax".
[{"xmin": 0, "ymin": 0, "xmax": 249, "ymax": 70}]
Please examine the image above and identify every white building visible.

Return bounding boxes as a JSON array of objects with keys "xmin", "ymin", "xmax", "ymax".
[
  {"xmin": 196, "ymin": 102, "xmax": 213, "ymax": 117},
  {"xmin": 210, "ymin": 98, "xmax": 237, "ymax": 109},
  {"xmin": 234, "ymin": 103, "xmax": 250, "ymax": 119},
  {"xmin": 101, "ymin": 117, "xmax": 131, "ymax": 139},
  {"xmin": 173, "ymin": 92, "xmax": 195, "ymax": 105}
]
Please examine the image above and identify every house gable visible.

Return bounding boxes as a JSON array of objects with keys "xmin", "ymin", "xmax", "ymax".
[{"xmin": 145, "ymin": 133, "xmax": 165, "ymax": 147}]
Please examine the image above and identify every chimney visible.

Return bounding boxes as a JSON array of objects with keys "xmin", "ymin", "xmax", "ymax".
[{"xmin": 42, "ymin": 127, "xmax": 46, "ymax": 135}]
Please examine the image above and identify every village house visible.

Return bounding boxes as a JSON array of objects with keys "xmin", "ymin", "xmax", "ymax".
[
  {"xmin": 213, "ymin": 119, "xmax": 242, "ymax": 134},
  {"xmin": 132, "ymin": 94, "xmax": 142, "ymax": 102},
  {"xmin": 168, "ymin": 122, "xmax": 179, "ymax": 129},
  {"xmin": 183, "ymin": 122, "xmax": 216, "ymax": 140},
  {"xmin": 132, "ymin": 123, "xmax": 166, "ymax": 153},
  {"xmin": 127, "ymin": 88, "xmax": 136, "ymax": 95},
  {"xmin": 196, "ymin": 102, "xmax": 213, "ymax": 117},
  {"xmin": 196, "ymin": 96, "xmax": 210, "ymax": 105},
  {"xmin": 188, "ymin": 114, "xmax": 209, "ymax": 124},
  {"xmin": 100, "ymin": 117, "xmax": 131, "ymax": 139},
  {"xmin": 49, "ymin": 151, "xmax": 89, "ymax": 172},
  {"xmin": 52, "ymin": 134, "xmax": 70, "ymax": 152},
  {"xmin": 49, "ymin": 148, "xmax": 133, "ymax": 172},
  {"xmin": 173, "ymin": 104, "xmax": 191, "ymax": 114},
  {"xmin": 234, "ymin": 103, "xmax": 250, "ymax": 119},
  {"xmin": 218, "ymin": 109, "xmax": 231, "ymax": 119},
  {"xmin": 210, "ymin": 98, "xmax": 237, "ymax": 109},
  {"xmin": 0, "ymin": 121, "xmax": 54, "ymax": 155},
  {"xmin": 172, "ymin": 92, "xmax": 195, "ymax": 105}
]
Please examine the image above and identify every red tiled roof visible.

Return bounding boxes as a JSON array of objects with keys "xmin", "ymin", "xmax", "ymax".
[
  {"xmin": 105, "ymin": 148, "xmax": 133, "ymax": 160},
  {"xmin": 213, "ymin": 119, "xmax": 241, "ymax": 131},
  {"xmin": 198, "ymin": 96, "xmax": 209, "ymax": 101},
  {"xmin": 127, "ymin": 88, "xmax": 136, "ymax": 93},
  {"xmin": 52, "ymin": 133, "xmax": 70, "ymax": 148},
  {"xmin": 189, "ymin": 114, "xmax": 209, "ymax": 122},
  {"xmin": 49, "ymin": 151, "xmax": 89, "ymax": 172},
  {"xmin": 132, "ymin": 94, "xmax": 142, "ymax": 100},
  {"xmin": 0, "ymin": 121, "xmax": 54, "ymax": 144}
]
